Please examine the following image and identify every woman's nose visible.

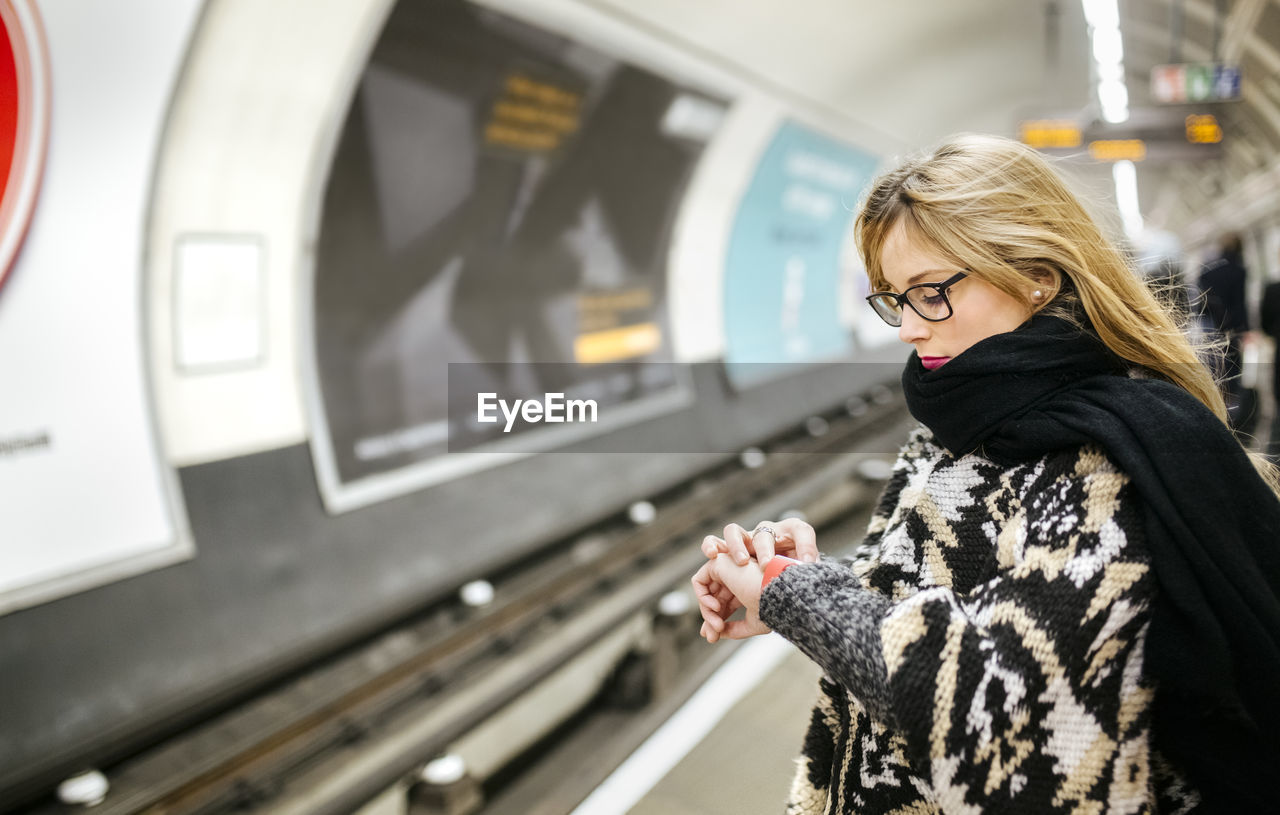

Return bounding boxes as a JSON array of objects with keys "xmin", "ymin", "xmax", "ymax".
[{"xmin": 898, "ymin": 307, "xmax": 930, "ymax": 344}]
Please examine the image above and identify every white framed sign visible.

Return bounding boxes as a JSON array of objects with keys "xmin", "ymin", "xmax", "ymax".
[{"xmin": 0, "ymin": 0, "xmax": 201, "ymax": 614}]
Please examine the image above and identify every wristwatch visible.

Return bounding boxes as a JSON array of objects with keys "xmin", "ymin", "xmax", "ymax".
[{"xmin": 761, "ymin": 555, "xmax": 800, "ymax": 589}]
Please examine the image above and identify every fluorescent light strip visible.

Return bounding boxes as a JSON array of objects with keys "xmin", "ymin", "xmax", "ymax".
[
  {"xmin": 1084, "ymin": 0, "xmax": 1127, "ymax": 123},
  {"xmin": 1114, "ymin": 159, "xmax": 1144, "ymax": 238},
  {"xmin": 1082, "ymin": 0, "xmax": 1119, "ymax": 29}
]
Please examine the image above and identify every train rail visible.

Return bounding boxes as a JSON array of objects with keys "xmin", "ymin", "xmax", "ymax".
[{"xmin": 25, "ymin": 388, "xmax": 912, "ymax": 815}]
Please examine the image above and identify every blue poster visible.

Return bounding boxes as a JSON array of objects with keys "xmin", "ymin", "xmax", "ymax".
[{"xmin": 723, "ymin": 120, "xmax": 878, "ymax": 388}]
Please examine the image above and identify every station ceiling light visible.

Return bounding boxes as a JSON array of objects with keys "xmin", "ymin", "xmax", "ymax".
[{"xmin": 1083, "ymin": 0, "xmax": 1128, "ymax": 124}]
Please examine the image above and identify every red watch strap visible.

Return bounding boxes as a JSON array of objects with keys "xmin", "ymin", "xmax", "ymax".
[{"xmin": 761, "ymin": 555, "xmax": 800, "ymax": 589}]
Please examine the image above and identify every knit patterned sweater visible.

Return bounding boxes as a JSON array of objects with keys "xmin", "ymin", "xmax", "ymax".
[{"xmin": 758, "ymin": 425, "xmax": 1202, "ymax": 814}]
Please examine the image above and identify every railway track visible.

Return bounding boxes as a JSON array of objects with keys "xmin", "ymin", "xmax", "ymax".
[{"xmin": 25, "ymin": 387, "xmax": 911, "ymax": 815}]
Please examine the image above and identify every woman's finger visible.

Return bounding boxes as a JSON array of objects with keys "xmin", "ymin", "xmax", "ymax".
[
  {"xmin": 691, "ymin": 563, "xmax": 720, "ymax": 607},
  {"xmin": 698, "ymin": 600, "xmax": 724, "ymax": 633},
  {"xmin": 706, "ymin": 596, "xmax": 738, "ymax": 642},
  {"xmin": 700, "ymin": 535, "xmax": 727, "ymax": 559},
  {"xmin": 703, "ymin": 591, "xmax": 743, "ymax": 642},
  {"xmin": 750, "ymin": 523, "xmax": 778, "ymax": 564},
  {"xmin": 704, "ymin": 580, "xmax": 736, "ymax": 615},
  {"xmin": 722, "ymin": 523, "xmax": 751, "ymax": 565},
  {"xmin": 697, "ymin": 592, "xmax": 720, "ymax": 613},
  {"xmin": 693, "ymin": 564, "xmax": 733, "ymax": 631},
  {"xmin": 713, "ymin": 582, "xmax": 736, "ymax": 607},
  {"xmin": 776, "ymin": 518, "xmax": 820, "ymax": 562}
]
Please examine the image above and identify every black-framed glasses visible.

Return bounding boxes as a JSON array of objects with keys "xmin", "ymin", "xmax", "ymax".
[{"xmin": 865, "ymin": 271, "xmax": 968, "ymax": 327}]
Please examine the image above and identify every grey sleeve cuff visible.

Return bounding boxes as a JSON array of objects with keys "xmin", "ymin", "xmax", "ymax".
[{"xmin": 758, "ymin": 558, "xmax": 894, "ymax": 723}]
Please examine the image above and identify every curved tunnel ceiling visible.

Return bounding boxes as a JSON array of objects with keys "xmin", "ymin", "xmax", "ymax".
[{"xmin": 578, "ymin": 0, "xmax": 1280, "ymax": 246}]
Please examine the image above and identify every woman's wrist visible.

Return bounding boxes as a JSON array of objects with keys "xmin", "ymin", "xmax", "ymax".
[{"xmin": 761, "ymin": 554, "xmax": 801, "ymax": 589}]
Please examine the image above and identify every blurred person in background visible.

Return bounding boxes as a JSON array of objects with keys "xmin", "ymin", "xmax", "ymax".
[
  {"xmin": 1135, "ymin": 228, "xmax": 1190, "ymax": 319},
  {"xmin": 1262, "ymin": 269, "xmax": 1280, "ymax": 461},
  {"xmin": 693, "ymin": 135, "xmax": 1280, "ymax": 814},
  {"xmin": 1198, "ymin": 233, "xmax": 1250, "ymax": 428}
]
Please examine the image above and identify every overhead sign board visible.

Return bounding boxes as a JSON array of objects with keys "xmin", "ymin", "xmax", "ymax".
[
  {"xmin": 1019, "ymin": 119, "xmax": 1082, "ymax": 149},
  {"xmin": 1019, "ymin": 108, "xmax": 1224, "ymax": 162},
  {"xmin": 1088, "ymin": 139, "xmax": 1146, "ymax": 162},
  {"xmin": 1185, "ymin": 113, "xmax": 1223, "ymax": 144},
  {"xmin": 1151, "ymin": 62, "xmax": 1241, "ymax": 104}
]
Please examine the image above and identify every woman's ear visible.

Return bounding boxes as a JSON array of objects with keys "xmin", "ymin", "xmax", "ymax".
[{"xmin": 1028, "ymin": 270, "xmax": 1062, "ymax": 306}]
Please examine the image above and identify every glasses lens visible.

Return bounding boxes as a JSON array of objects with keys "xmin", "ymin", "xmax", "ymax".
[
  {"xmin": 868, "ymin": 294, "xmax": 903, "ymax": 326},
  {"xmin": 905, "ymin": 286, "xmax": 951, "ymax": 320}
]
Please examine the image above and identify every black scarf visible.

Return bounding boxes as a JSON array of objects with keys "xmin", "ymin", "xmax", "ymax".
[{"xmin": 902, "ymin": 314, "xmax": 1280, "ymax": 812}]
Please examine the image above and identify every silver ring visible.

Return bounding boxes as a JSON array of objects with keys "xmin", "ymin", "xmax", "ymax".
[{"xmin": 754, "ymin": 525, "xmax": 776, "ymax": 539}]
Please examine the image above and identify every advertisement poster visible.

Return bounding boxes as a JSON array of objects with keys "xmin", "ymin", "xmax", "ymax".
[
  {"xmin": 308, "ymin": 0, "xmax": 725, "ymax": 511},
  {"xmin": 0, "ymin": 0, "xmax": 198, "ymax": 614},
  {"xmin": 722, "ymin": 120, "xmax": 879, "ymax": 388}
]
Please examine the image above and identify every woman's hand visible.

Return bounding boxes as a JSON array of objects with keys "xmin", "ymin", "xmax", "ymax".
[
  {"xmin": 691, "ymin": 554, "xmax": 769, "ymax": 642},
  {"xmin": 700, "ymin": 519, "xmax": 820, "ymax": 566},
  {"xmin": 691, "ymin": 558, "xmax": 738, "ymax": 642},
  {"xmin": 693, "ymin": 520, "xmax": 819, "ymax": 641}
]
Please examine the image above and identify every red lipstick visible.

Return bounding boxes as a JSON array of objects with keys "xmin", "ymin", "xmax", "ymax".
[{"xmin": 920, "ymin": 356, "xmax": 950, "ymax": 370}]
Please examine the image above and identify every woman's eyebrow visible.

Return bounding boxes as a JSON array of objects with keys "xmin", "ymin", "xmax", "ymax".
[{"xmin": 904, "ymin": 269, "xmax": 957, "ymax": 286}]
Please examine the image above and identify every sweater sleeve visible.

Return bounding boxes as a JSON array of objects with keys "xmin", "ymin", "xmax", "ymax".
[
  {"xmin": 770, "ymin": 448, "xmax": 1158, "ymax": 812},
  {"xmin": 755, "ymin": 425, "xmax": 927, "ymax": 722},
  {"xmin": 759, "ymin": 559, "xmax": 894, "ymax": 722}
]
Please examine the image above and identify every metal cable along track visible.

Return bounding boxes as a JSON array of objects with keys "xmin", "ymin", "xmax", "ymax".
[{"xmin": 24, "ymin": 387, "xmax": 910, "ymax": 815}]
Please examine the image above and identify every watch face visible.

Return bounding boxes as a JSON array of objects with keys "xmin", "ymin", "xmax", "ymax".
[{"xmin": 0, "ymin": 0, "xmax": 49, "ymax": 295}]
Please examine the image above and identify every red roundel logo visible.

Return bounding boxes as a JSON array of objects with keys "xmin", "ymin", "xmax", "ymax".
[{"xmin": 0, "ymin": 0, "xmax": 48, "ymax": 293}]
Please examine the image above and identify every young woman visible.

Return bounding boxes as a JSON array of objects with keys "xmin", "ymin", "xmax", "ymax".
[{"xmin": 692, "ymin": 134, "xmax": 1280, "ymax": 814}]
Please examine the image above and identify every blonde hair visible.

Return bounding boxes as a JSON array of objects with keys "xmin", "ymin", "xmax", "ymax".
[{"xmin": 857, "ymin": 134, "xmax": 1280, "ymax": 489}]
